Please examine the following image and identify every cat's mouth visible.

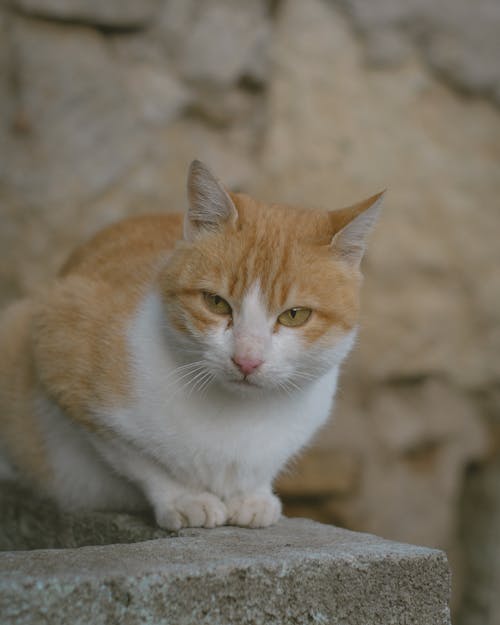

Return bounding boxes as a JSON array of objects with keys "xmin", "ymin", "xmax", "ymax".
[
  {"xmin": 227, "ymin": 376, "xmax": 261, "ymax": 391},
  {"xmin": 233, "ymin": 377, "xmax": 257, "ymax": 386}
]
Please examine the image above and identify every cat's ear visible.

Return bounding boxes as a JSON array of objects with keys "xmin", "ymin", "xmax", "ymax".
[
  {"xmin": 184, "ymin": 160, "xmax": 238, "ymax": 241},
  {"xmin": 329, "ymin": 191, "xmax": 385, "ymax": 267}
]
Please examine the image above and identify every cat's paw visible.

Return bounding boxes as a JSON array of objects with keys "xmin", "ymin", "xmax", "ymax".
[
  {"xmin": 226, "ymin": 493, "xmax": 282, "ymax": 528},
  {"xmin": 155, "ymin": 493, "xmax": 227, "ymax": 530}
]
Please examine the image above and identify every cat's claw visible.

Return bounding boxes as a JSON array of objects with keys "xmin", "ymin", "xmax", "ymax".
[
  {"xmin": 155, "ymin": 493, "xmax": 227, "ymax": 530},
  {"xmin": 226, "ymin": 493, "xmax": 282, "ymax": 528}
]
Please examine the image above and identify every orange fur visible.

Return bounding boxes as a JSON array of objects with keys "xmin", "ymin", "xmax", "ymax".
[
  {"xmin": 0, "ymin": 175, "xmax": 381, "ymax": 492},
  {"xmin": 0, "ymin": 300, "xmax": 52, "ymax": 483}
]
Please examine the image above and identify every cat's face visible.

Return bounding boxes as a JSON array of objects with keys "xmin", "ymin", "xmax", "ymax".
[{"xmin": 160, "ymin": 161, "xmax": 382, "ymax": 396}]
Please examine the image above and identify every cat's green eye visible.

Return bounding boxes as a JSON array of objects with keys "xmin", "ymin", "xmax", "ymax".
[
  {"xmin": 203, "ymin": 292, "xmax": 232, "ymax": 315},
  {"xmin": 277, "ymin": 307, "xmax": 312, "ymax": 328}
]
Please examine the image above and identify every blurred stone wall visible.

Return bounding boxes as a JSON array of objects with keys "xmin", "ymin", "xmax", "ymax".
[{"xmin": 1, "ymin": 1, "xmax": 499, "ymax": 622}]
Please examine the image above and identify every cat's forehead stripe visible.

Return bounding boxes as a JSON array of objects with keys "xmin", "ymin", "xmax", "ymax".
[{"xmin": 225, "ymin": 217, "xmax": 294, "ymax": 311}]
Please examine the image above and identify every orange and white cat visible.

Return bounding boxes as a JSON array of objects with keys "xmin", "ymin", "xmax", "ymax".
[{"xmin": 0, "ymin": 161, "xmax": 382, "ymax": 530}]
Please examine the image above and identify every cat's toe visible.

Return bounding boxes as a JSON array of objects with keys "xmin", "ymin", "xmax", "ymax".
[
  {"xmin": 155, "ymin": 493, "xmax": 227, "ymax": 530},
  {"xmin": 156, "ymin": 508, "xmax": 184, "ymax": 531},
  {"xmin": 180, "ymin": 493, "xmax": 227, "ymax": 528},
  {"xmin": 227, "ymin": 493, "xmax": 281, "ymax": 528}
]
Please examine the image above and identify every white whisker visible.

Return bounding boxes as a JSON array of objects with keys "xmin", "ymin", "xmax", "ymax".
[
  {"xmin": 191, "ymin": 371, "xmax": 216, "ymax": 397},
  {"xmin": 185, "ymin": 368, "xmax": 212, "ymax": 398},
  {"xmin": 276, "ymin": 380, "xmax": 293, "ymax": 398},
  {"xmin": 285, "ymin": 378, "xmax": 303, "ymax": 393},
  {"xmin": 161, "ymin": 363, "xmax": 211, "ymax": 400},
  {"xmin": 293, "ymin": 371, "xmax": 317, "ymax": 383}
]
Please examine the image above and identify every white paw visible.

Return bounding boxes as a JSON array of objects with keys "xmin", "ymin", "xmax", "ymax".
[
  {"xmin": 155, "ymin": 493, "xmax": 227, "ymax": 530},
  {"xmin": 226, "ymin": 493, "xmax": 282, "ymax": 528}
]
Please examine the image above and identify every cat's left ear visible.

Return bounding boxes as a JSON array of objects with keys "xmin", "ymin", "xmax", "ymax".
[
  {"xmin": 329, "ymin": 191, "xmax": 385, "ymax": 267},
  {"xmin": 184, "ymin": 160, "xmax": 238, "ymax": 241}
]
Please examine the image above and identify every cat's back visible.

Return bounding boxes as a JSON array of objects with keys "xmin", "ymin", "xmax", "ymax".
[{"xmin": 61, "ymin": 213, "xmax": 184, "ymax": 286}]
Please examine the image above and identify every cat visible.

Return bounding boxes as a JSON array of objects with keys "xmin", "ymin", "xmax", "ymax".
[{"xmin": 0, "ymin": 161, "xmax": 383, "ymax": 530}]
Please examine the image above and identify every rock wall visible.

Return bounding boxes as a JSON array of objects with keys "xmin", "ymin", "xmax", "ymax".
[{"xmin": 1, "ymin": 1, "xmax": 499, "ymax": 622}]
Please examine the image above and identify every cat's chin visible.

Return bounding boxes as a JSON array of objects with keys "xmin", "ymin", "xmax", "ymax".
[
  {"xmin": 223, "ymin": 378, "xmax": 265, "ymax": 396},
  {"xmin": 218, "ymin": 376, "xmax": 291, "ymax": 398},
  {"xmin": 224, "ymin": 379, "xmax": 264, "ymax": 393}
]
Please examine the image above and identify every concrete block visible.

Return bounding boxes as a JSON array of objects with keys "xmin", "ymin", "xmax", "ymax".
[{"xmin": 0, "ymin": 498, "xmax": 451, "ymax": 625}]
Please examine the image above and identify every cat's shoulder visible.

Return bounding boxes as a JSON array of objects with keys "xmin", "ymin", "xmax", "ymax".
[
  {"xmin": 61, "ymin": 213, "xmax": 184, "ymax": 280},
  {"xmin": 25, "ymin": 213, "xmax": 185, "ymax": 381}
]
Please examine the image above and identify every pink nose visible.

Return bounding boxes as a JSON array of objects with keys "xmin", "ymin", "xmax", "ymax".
[{"xmin": 232, "ymin": 356, "xmax": 263, "ymax": 376}]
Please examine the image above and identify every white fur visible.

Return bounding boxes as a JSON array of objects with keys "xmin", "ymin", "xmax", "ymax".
[
  {"xmin": 34, "ymin": 285, "xmax": 355, "ymax": 530},
  {"xmin": 35, "ymin": 394, "xmax": 146, "ymax": 512},
  {"xmin": 80, "ymin": 287, "xmax": 354, "ymax": 529}
]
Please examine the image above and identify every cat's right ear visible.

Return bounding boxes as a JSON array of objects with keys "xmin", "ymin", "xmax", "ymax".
[{"xmin": 184, "ymin": 160, "xmax": 238, "ymax": 241}]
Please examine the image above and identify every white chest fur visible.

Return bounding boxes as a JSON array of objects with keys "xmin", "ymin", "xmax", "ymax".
[{"xmin": 111, "ymin": 291, "xmax": 340, "ymax": 499}]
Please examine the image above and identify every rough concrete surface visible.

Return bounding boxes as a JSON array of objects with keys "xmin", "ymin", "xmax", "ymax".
[
  {"xmin": 0, "ymin": 516, "xmax": 450, "ymax": 625},
  {"xmin": 0, "ymin": 482, "xmax": 170, "ymax": 551}
]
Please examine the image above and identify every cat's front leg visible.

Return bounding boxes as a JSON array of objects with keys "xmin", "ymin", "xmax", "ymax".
[
  {"xmin": 225, "ymin": 487, "xmax": 282, "ymax": 528},
  {"xmin": 91, "ymin": 436, "xmax": 227, "ymax": 530}
]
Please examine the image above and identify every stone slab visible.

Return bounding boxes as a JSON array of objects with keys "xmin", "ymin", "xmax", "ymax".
[
  {"xmin": 0, "ymin": 481, "xmax": 170, "ymax": 551},
  {"xmin": 0, "ymin": 517, "xmax": 451, "ymax": 625}
]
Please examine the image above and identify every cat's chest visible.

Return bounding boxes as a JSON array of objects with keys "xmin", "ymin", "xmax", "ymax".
[
  {"xmin": 120, "ymin": 289, "xmax": 339, "ymax": 494},
  {"xmin": 119, "ymin": 370, "xmax": 337, "ymax": 496}
]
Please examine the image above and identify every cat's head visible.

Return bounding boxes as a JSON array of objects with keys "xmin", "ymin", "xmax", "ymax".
[{"xmin": 160, "ymin": 160, "xmax": 383, "ymax": 396}]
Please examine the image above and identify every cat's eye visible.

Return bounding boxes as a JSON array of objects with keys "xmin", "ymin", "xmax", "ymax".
[
  {"xmin": 203, "ymin": 292, "xmax": 232, "ymax": 315},
  {"xmin": 277, "ymin": 307, "xmax": 312, "ymax": 327}
]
